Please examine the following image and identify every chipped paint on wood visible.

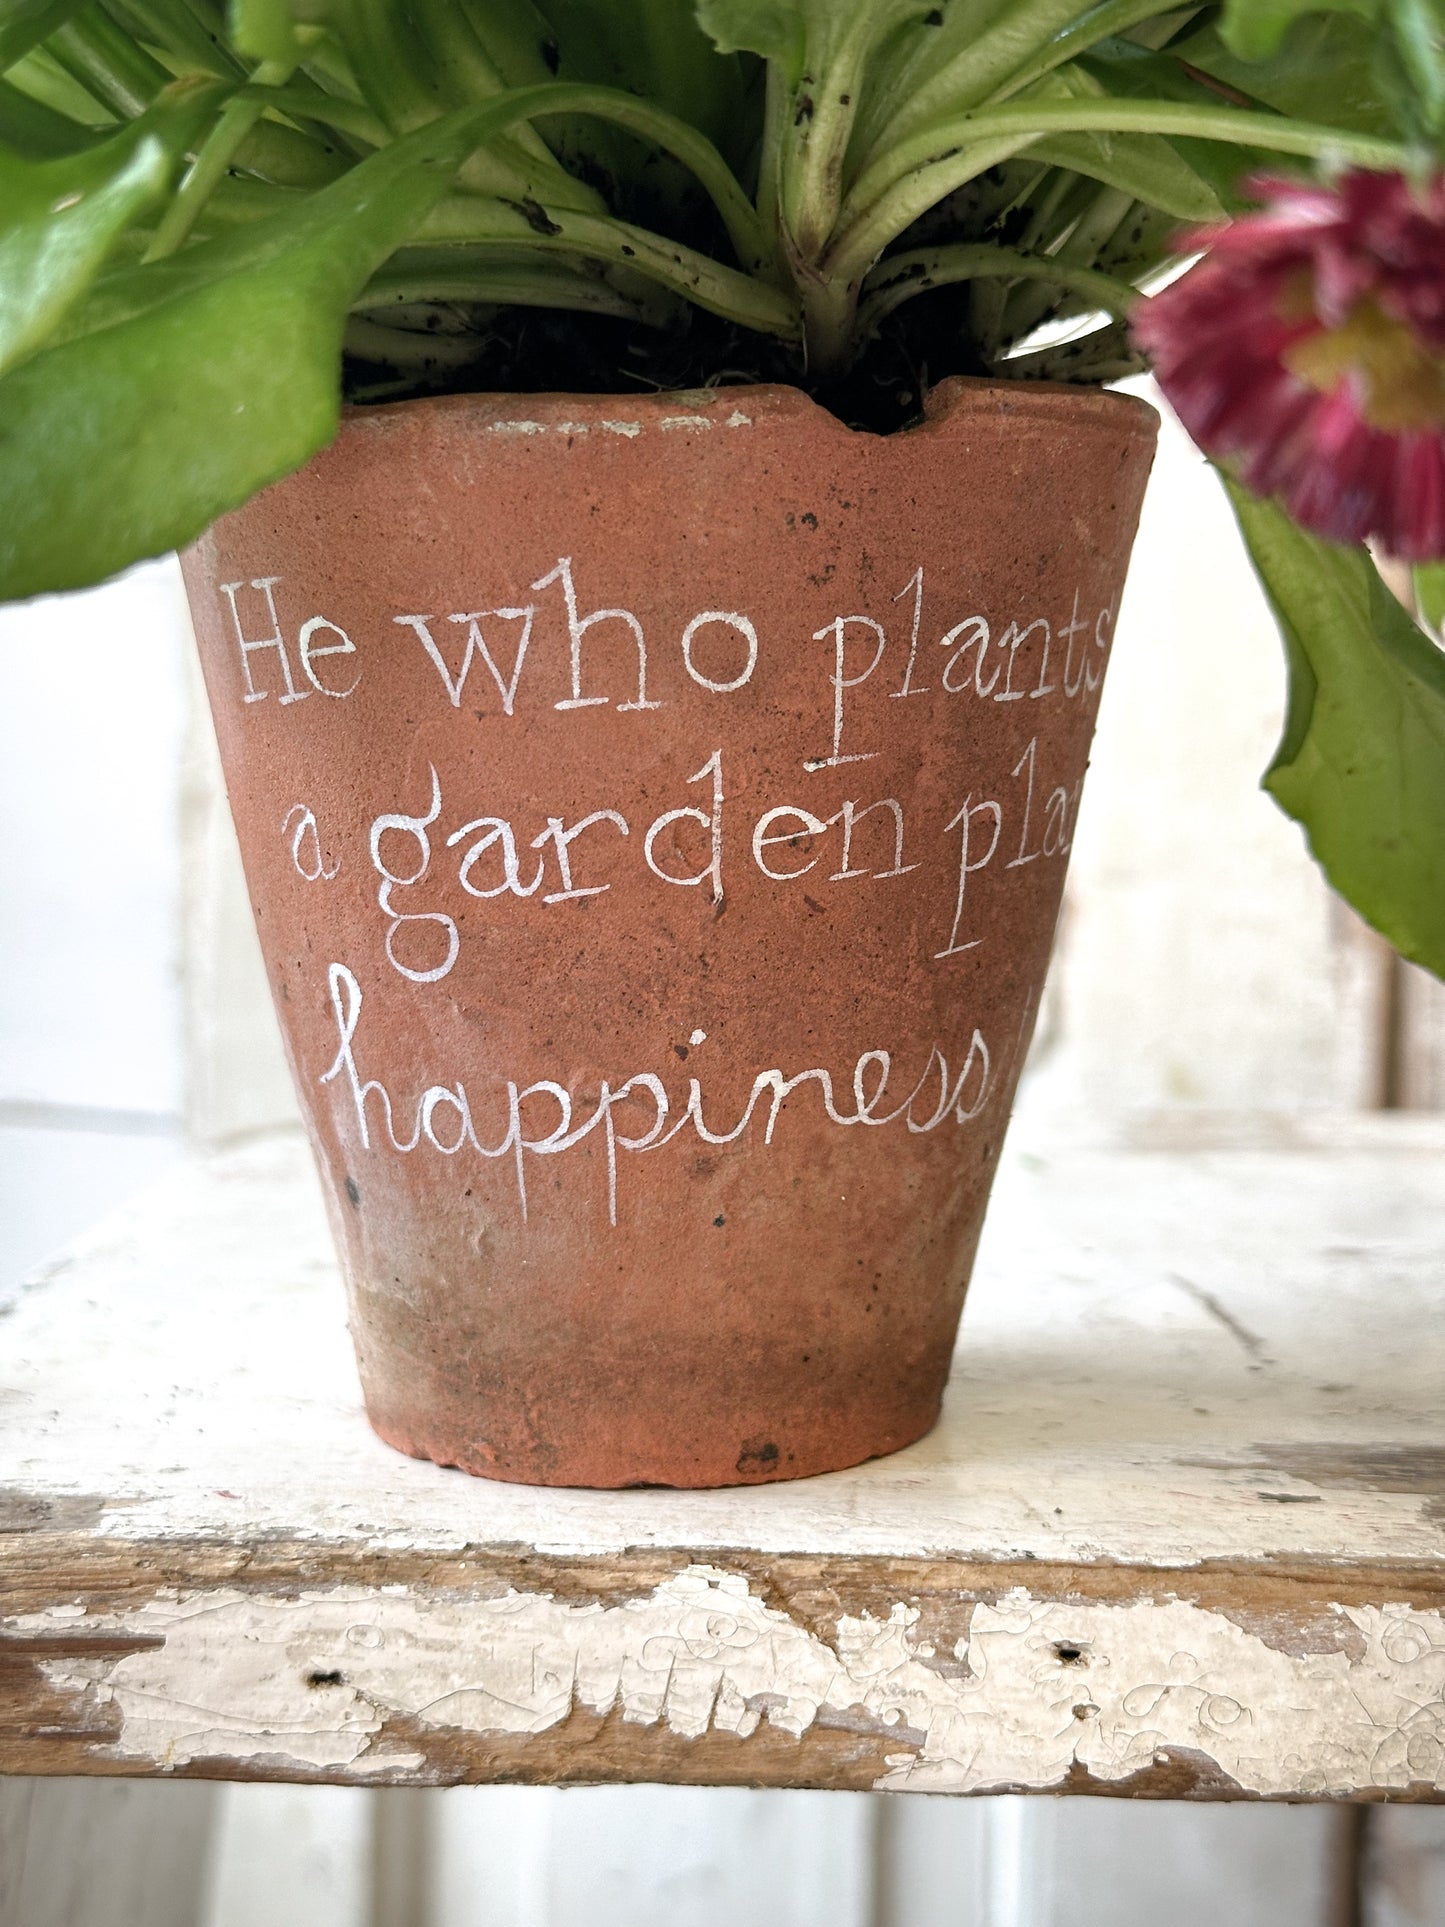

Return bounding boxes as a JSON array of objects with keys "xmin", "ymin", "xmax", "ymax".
[
  {"xmin": 15, "ymin": 1566, "xmax": 1445, "ymax": 1796},
  {"xmin": 5, "ymin": 1122, "xmax": 1444, "ymax": 1792}
]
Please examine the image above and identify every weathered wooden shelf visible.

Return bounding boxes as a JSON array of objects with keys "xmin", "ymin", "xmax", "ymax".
[{"xmin": 3, "ymin": 1113, "xmax": 1443, "ymax": 1800}]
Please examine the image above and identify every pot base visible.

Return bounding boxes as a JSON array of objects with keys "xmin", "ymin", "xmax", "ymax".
[{"xmin": 363, "ymin": 1396, "xmax": 945, "ymax": 1489}]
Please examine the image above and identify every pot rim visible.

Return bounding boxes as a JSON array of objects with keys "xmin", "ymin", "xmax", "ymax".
[{"xmin": 338, "ymin": 373, "xmax": 1159, "ymax": 449}]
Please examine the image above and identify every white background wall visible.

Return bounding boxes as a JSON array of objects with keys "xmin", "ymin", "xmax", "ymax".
[
  {"xmin": 3, "ymin": 383, "xmax": 1443, "ymax": 1926},
  {"xmin": 0, "ymin": 559, "xmax": 188, "ymax": 1299}
]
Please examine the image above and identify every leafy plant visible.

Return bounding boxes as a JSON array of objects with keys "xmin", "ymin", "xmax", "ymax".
[{"xmin": 1, "ymin": 0, "xmax": 1443, "ymax": 977}]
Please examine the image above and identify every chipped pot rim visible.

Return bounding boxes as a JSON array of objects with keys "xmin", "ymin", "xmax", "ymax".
[{"xmin": 337, "ymin": 375, "xmax": 1160, "ymax": 451}]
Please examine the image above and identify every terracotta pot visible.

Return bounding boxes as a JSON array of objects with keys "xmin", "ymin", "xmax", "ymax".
[{"xmin": 183, "ymin": 378, "xmax": 1155, "ymax": 1488}]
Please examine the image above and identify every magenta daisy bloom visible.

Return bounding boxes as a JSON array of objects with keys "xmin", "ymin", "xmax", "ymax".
[{"xmin": 1135, "ymin": 169, "xmax": 1445, "ymax": 561}]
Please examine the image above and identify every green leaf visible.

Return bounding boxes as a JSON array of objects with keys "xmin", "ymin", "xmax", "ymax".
[
  {"xmin": 1179, "ymin": 13, "xmax": 1400, "ymax": 139},
  {"xmin": 0, "ymin": 78, "xmax": 224, "ymax": 378},
  {"xmin": 0, "ymin": 81, "xmax": 792, "ymax": 600},
  {"xmin": 0, "ymin": 72, "xmax": 101, "ymax": 152},
  {"xmin": 2, "ymin": 46, "xmax": 113, "ymax": 126},
  {"xmin": 107, "ymin": 0, "xmax": 245, "ymax": 78},
  {"xmin": 1220, "ymin": 0, "xmax": 1379, "ymax": 62},
  {"xmin": 831, "ymin": 91, "xmax": 1409, "ymax": 298},
  {"xmin": 1079, "ymin": 38, "xmax": 1280, "ymax": 209},
  {"xmin": 1213, "ymin": 0, "xmax": 1445, "ymax": 146},
  {"xmin": 1378, "ymin": 0, "xmax": 1445, "ymax": 140},
  {"xmin": 0, "ymin": 0, "xmax": 85, "ymax": 70},
  {"xmin": 228, "ymin": 0, "xmax": 298, "ymax": 66},
  {"xmin": 46, "ymin": 5, "xmax": 171, "ymax": 116},
  {"xmin": 1227, "ymin": 479, "xmax": 1445, "ymax": 981},
  {"xmin": 1414, "ymin": 560, "xmax": 1445, "ymax": 631},
  {"xmin": 1, "ymin": 259, "xmax": 362, "ymax": 600},
  {"xmin": 1028, "ymin": 129, "xmax": 1224, "ymax": 221},
  {"xmin": 697, "ymin": 0, "xmax": 928, "ymax": 267},
  {"xmin": 545, "ymin": 0, "xmax": 745, "ymax": 150},
  {"xmin": 694, "ymin": 0, "xmax": 803, "ymax": 71},
  {"xmin": 0, "ymin": 97, "xmax": 509, "ymax": 599}
]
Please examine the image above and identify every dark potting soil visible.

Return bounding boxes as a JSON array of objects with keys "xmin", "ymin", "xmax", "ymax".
[{"xmin": 340, "ymin": 282, "xmax": 1128, "ymax": 437}]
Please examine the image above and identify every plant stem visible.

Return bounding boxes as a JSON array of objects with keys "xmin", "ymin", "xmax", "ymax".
[
  {"xmin": 354, "ymin": 252, "xmax": 665, "ymax": 327},
  {"xmin": 855, "ymin": 0, "xmax": 1162, "ymax": 164},
  {"xmin": 832, "ymin": 97, "xmax": 1414, "ymax": 288},
  {"xmin": 778, "ymin": 6, "xmax": 909, "ymax": 266},
  {"xmin": 98, "ymin": 0, "xmax": 245, "ymax": 78},
  {"xmin": 1004, "ymin": 179, "xmax": 1135, "ymax": 343},
  {"xmin": 521, "ymin": 89, "xmax": 771, "ymax": 275},
  {"xmin": 48, "ymin": 6, "xmax": 169, "ymax": 116},
  {"xmin": 855, "ymin": 242, "xmax": 1138, "ymax": 341},
  {"xmin": 146, "ymin": 59, "xmax": 298, "ymax": 258},
  {"xmin": 342, "ymin": 315, "xmax": 486, "ymax": 369},
  {"xmin": 419, "ymin": 195, "xmax": 799, "ymax": 340},
  {"xmin": 406, "ymin": 0, "xmax": 567, "ymax": 180},
  {"xmin": 755, "ymin": 59, "xmax": 789, "ymax": 278},
  {"xmin": 992, "ymin": 0, "xmax": 1202, "ymax": 111},
  {"xmin": 249, "ymin": 81, "xmax": 388, "ymax": 146},
  {"xmin": 438, "ymin": 81, "xmax": 772, "ymax": 279},
  {"xmin": 797, "ymin": 269, "xmax": 859, "ymax": 378},
  {"xmin": 804, "ymin": 125, "xmax": 1045, "ymax": 369}
]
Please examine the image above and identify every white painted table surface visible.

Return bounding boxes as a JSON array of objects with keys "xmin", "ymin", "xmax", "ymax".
[{"xmin": 3, "ymin": 1112, "xmax": 1443, "ymax": 1801}]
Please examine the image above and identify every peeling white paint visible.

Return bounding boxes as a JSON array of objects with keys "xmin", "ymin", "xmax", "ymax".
[
  {"xmin": 727, "ymin": 409, "xmax": 753, "ymax": 428},
  {"xmin": 600, "ymin": 420, "xmax": 642, "ymax": 437},
  {"xmin": 658, "ymin": 415, "xmax": 713, "ymax": 432},
  {"xmin": 487, "ymin": 420, "xmax": 547, "ymax": 436},
  {"xmin": 19, "ymin": 1567, "xmax": 1445, "ymax": 1795},
  {"xmin": 887, "ymin": 1593, "xmax": 1445, "ymax": 1796},
  {"xmin": 8, "ymin": 1128, "xmax": 1445, "ymax": 1797}
]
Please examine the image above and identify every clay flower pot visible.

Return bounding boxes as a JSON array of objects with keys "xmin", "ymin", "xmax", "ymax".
[{"xmin": 182, "ymin": 379, "xmax": 1155, "ymax": 1488}]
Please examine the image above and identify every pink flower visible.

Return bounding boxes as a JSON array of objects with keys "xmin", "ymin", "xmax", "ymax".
[{"xmin": 1134, "ymin": 170, "xmax": 1445, "ymax": 560}]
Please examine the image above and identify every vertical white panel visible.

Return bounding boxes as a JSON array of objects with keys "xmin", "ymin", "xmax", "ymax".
[
  {"xmin": 178, "ymin": 644, "xmax": 298, "ymax": 1146},
  {"xmin": 0, "ymin": 564, "xmax": 188, "ymax": 1295},
  {"xmin": 877, "ymin": 1788, "xmax": 1344, "ymax": 1927},
  {"xmin": 876, "ymin": 1792, "xmax": 990, "ymax": 1927},
  {"xmin": 429, "ymin": 1785, "xmax": 875, "ymax": 1927},
  {"xmin": 1056, "ymin": 382, "xmax": 1355, "ymax": 1114},
  {"xmin": 984, "ymin": 1799, "xmax": 1051, "ymax": 1927},
  {"xmin": 877, "ymin": 1796, "xmax": 1069, "ymax": 1927},
  {"xmin": 201, "ymin": 1783, "xmax": 370, "ymax": 1927},
  {"xmin": 0, "ymin": 1777, "xmax": 218, "ymax": 1927},
  {"xmin": 372, "ymin": 1789, "xmax": 435, "ymax": 1927},
  {"xmin": 0, "ymin": 562, "xmax": 186, "ymax": 1114},
  {"xmin": 1014, "ymin": 1798, "xmax": 1333, "ymax": 1927},
  {"xmin": 1364, "ymin": 1807, "xmax": 1445, "ymax": 1927},
  {"xmin": 429, "ymin": 1784, "xmax": 555, "ymax": 1927},
  {"xmin": 0, "ymin": 1783, "xmax": 31, "ymax": 1924},
  {"xmin": 1398, "ymin": 962, "xmax": 1445, "ymax": 1109}
]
